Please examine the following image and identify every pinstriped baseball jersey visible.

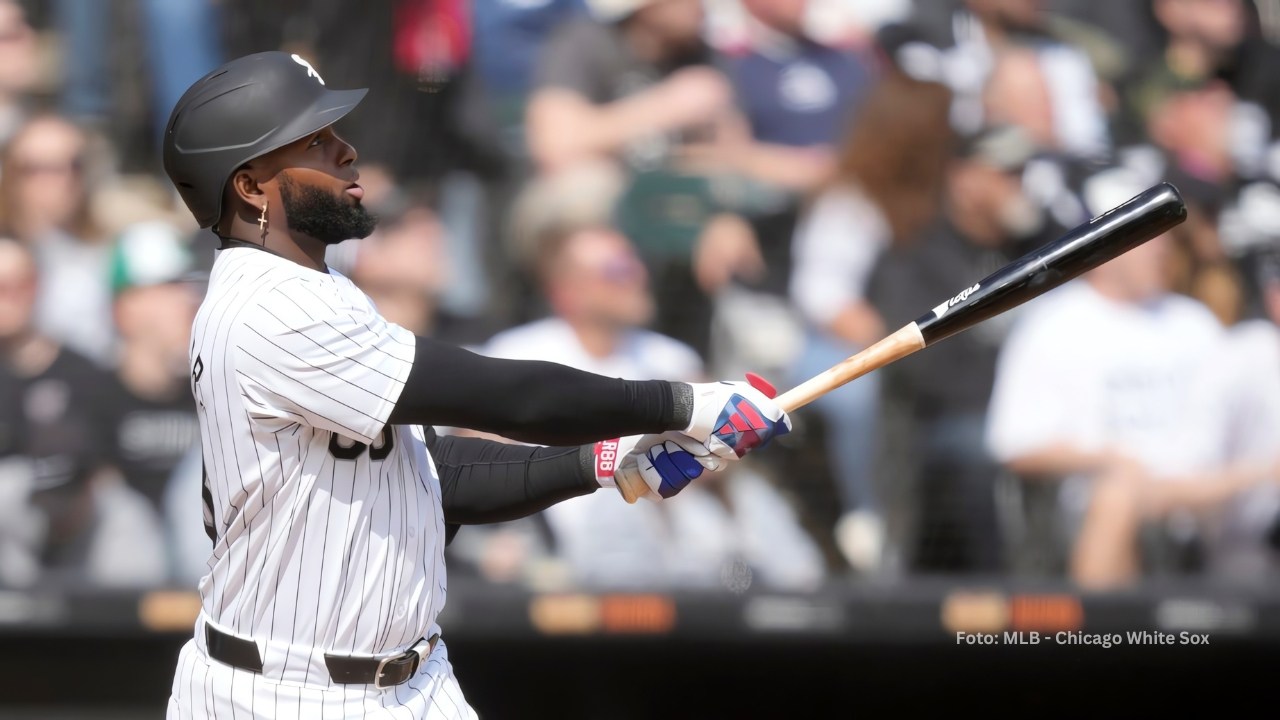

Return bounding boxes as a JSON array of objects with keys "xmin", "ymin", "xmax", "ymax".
[{"xmin": 187, "ymin": 246, "xmax": 447, "ymax": 682}]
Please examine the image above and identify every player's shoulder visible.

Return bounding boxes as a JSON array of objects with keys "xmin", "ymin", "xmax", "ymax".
[
  {"xmin": 211, "ymin": 246, "xmax": 304, "ymax": 280},
  {"xmin": 242, "ymin": 263, "xmax": 371, "ymax": 327},
  {"xmin": 207, "ymin": 249, "xmax": 305, "ymax": 303}
]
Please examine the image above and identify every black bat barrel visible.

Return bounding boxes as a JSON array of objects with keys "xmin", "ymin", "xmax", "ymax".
[{"xmin": 913, "ymin": 182, "xmax": 1187, "ymax": 346}]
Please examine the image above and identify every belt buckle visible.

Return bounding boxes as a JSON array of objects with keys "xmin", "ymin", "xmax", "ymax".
[{"xmin": 373, "ymin": 648, "xmax": 420, "ymax": 690}]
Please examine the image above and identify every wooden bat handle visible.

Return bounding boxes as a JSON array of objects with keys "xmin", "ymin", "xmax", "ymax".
[
  {"xmin": 775, "ymin": 322, "xmax": 926, "ymax": 412},
  {"xmin": 616, "ymin": 469, "xmax": 648, "ymax": 504},
  {"xmin": 615, "ymin": 322, "xmax": 927, "ymax": 504}
]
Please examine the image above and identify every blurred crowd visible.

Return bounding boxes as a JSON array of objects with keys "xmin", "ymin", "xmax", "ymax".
[{"xmin": 1, "ymin": 0, "xmax": 1279, "ymax": 595}]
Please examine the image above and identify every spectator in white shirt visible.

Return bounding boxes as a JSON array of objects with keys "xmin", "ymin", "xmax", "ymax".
[
  {"xmin": 986, "ymin": 169, "xmax": 1277, "ymax": 589},
  {"xmin": 1181, "ymin": 251, "xmax": 1280, "ymax": 581},
  {"xmin": 472, "ymin": 223, "xmax": 824, "ymax": 590}
]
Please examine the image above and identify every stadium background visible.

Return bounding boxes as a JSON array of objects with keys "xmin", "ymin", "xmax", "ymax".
[{"xmin": 1, "ymin": 0, "xmax": 1279, "ymax": 715}]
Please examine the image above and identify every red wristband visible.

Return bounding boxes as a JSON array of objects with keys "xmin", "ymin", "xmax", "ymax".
[{"xmin": 593, "ymin": 438, "xmax": 621, "ymax": 488}]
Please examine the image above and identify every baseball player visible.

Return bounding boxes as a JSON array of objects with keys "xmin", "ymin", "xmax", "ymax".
[{"xmin": 161, "ymin": 51, "xmax": 790, "ymax": 719}]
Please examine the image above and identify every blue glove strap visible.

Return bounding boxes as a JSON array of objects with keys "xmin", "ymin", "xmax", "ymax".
[{"xmin": 651, "ymin": 444, "xmax": 705, "ymax": 498}]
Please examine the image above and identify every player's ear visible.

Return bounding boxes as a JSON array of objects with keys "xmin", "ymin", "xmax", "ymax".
[
  {"xmin": 217, "ymin": 166, "xmax": 270, "ymax": 236},
  {"xmin": 230, "ymin": 165, "xmax": 266, "ymax": 207}
]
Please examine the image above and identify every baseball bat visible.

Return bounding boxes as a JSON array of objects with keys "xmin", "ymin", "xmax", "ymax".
[{"xmin": 616, "ymin": 182, "xmax": 1187, "ymax": 503}]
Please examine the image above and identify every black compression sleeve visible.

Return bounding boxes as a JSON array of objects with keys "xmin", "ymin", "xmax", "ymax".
[
  {"xmin": 388, "ymin": 335, "xmax": 687, "ymax": 445},
  {"xmin": 426, "ymin": 427, "xmax": 598, "ymax": 524}
]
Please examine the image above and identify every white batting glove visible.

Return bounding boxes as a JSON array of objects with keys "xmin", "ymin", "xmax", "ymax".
[
  {"xmin": 593, "ymin": 375, "xmax": 791, "ymax": 502},
  {"xmin": 615, "ymin": 433, "xmax": 726, "ymax": 501},
  {"xmin": 682, "ymin": 378, "xmax": 792, "ymax": 461},
  {"xmin": 592, "ymin": 434, "xmax": 722, "ymax": 500}
]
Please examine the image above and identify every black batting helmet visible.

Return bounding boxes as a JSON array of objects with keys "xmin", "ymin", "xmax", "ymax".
[{"xmin": 162, "ymin": 51, "xmax": 368, "ymax": 229}]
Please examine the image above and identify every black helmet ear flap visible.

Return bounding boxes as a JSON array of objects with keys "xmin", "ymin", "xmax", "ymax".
[{"xmin": 162, "ymin": 52, "xmax": 367, "ymax": 229}]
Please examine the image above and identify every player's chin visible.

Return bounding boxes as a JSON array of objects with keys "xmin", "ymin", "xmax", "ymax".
[
  {"xmin": 346, "ymin": 215, "xmax": 377, "ymax": 238},
  {"xmin": 351, "ymin": 208, "xmax": 379, "ymax": 239}
]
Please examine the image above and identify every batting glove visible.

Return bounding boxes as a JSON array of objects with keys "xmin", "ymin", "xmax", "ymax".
[
  {"xmin": 622, "ymin": 433, "xmax": 728, "ymax": 500},
  {"xmin": 683, "ymin": 378, "xmax": 792, "ymax": 461},
  {"xmin": 592, "ymin": 434, "xmax": 725, "ymax": 500}
]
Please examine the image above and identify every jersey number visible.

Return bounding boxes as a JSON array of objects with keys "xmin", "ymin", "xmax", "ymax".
[{"xmin": 328, "ymin": 426, "xmax": 395, "ymax": 461}]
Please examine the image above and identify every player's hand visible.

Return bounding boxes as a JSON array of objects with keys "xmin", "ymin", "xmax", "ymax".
[
  {"xmin": 591, "ymin": 434, "xmax": 724, "ymax": 500},
  {"xmin": 617, "ymin": 433, "xmax": 727, "ymax": 501},
  {"xmin": 683, "ymin": 379, "xmax": 792, "ymax": 461}
]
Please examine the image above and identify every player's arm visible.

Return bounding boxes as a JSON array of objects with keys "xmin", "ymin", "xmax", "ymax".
[
  {"xmin": 426, "ymin": 425, "xmax": 767, "ymax": 523},
  {"xmin": 387, "ymin": 336, "xmax": 694, "ymax": 445},
  {"xmin": 426, "ymin": 427, "xmax": 596, "ymax": 524},
  {"xmin": 236, "ymin": 297, "xmax": 784, "ymax": 456}
]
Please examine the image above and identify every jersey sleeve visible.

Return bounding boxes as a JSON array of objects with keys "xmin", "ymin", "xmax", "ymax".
[{"xmin": 234, "ymin": 278, "xmax": 416, "ymax": 444}]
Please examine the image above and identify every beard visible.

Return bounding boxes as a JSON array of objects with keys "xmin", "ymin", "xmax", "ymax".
[{"xmin": 278, "ymin": 174, "xmax": 378, "ymax": 245}]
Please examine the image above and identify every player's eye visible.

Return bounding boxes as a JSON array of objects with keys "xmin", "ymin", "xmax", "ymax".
[{"xmin": 308, "ymin": 135, "xmax": 324, "ymax": 149}]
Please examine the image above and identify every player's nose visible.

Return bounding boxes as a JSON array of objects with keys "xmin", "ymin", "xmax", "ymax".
[{"xmin": 336, "ymin": 136, "xmax": 357, "ymax": 169}]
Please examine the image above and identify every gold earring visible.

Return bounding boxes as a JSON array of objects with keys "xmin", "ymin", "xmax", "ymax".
[{"xmin": 257, "ymin": 200, "xmax": 268, "ymax": 233}]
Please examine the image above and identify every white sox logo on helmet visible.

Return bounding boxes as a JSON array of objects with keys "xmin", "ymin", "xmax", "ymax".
[{"xmin": 291, "ymin": 53, "xmax": 325, "ymax": 85}]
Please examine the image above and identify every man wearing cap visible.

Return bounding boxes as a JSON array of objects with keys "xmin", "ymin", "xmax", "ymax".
[
  {"xmin": 162, "ymin": 51, "xmax": 790, "ymax": 718},
  {"xmin": 99, "ymin": 221, "xmax": 202, "ymax": 556}
]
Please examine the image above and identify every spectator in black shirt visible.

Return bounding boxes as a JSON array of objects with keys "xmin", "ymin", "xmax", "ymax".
[
  {"xmin": 0, "ymin": 236, "xmax": 113, "ymax": 582},
  {"xmin": 0, "ymin": 358, "xmax": 34, "ymax": 586},
  {"xmin": 868, "ymin": 125, "xmax": 1045, "ymax": 573},
  {"xmin": 102, "ymin": 221, "xmax": 202, "ymax": 520}
]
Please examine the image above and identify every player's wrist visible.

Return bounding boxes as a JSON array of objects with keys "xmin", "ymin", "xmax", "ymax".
[
  {"xmin": 578, "ymin": 444, "xmax": 596, "ymax": 487},
  {"xmin": 670, "ymin": 381, "xmax": 693, "ymax": 430},
  {"xmin": 588, "ymin": 438, "xmax": 623, "ymax": 488},
  {"xmin": 680, "ymin": 381, "xmax": 753, "ymax": 438}
]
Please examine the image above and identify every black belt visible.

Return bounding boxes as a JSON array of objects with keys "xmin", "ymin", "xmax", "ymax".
[{"xmin": 205, "ymin": 623, "xmax": 439, "ymax": 689}]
